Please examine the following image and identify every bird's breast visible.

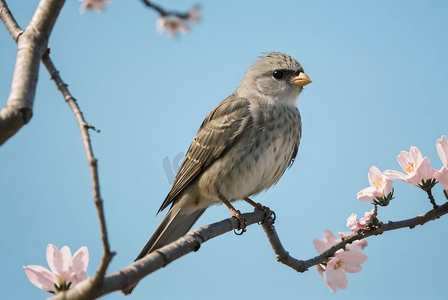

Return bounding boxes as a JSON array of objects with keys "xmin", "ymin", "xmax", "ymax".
[{"xmin": 197, "ymin": 103, "xmax": 301, "ymax": 203}]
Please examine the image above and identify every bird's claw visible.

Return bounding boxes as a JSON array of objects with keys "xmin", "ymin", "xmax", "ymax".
[
  {"xmin": 254, "ymin": 204, "xmax": 275, "ymax": 224},
  {"xmin": 234, "ymin": 227, "xmax": 247, "ymax": 235},
  {"xmin": 232, "ymin": 210, "xmax": 247, "ymax": 235}
]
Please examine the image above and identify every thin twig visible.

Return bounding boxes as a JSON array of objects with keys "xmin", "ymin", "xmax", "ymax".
[
  {"xmin": 48, "ymin": 211, "xmax": 266, "ymax": 299},
  {"xmin": 141, "ymin": 0, "xmax": 191, "ymax": 19},
  {"xmin": 41, "ymin": 50, "xmax": 115, "ymax": 299},
  {"xmin": 0, "ymin": 0, "xmax": 23, "ymax": 42},
  {"xmin": 46, "ymin": 199, "xmax": 448, "ymax": 299},
  {"xmin": 261, "ymin": 201, "xmax": 448, "ymax": 273},
  {"xmin": 427, "ymin": 189, "xmax": 438, "ymax": 209}
]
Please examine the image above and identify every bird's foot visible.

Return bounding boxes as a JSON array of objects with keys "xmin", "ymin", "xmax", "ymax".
[
  {"xmin": 231, "ymin": 209, "xmax": 247, "ymax": 235},
  {"xmin": 219, "ymin": 195, "xmax": 248, "ymax": 235},
  {"xmin": 255, "ymin": 205, "xmax": 275, "ymax": 224},
  {"xmin": 243, "ymin": 197, "xmax": 275, "ymax": 224}
]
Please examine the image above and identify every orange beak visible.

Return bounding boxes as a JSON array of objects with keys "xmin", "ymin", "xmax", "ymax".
[{"xmin": 291, "ymin": 73, "xmax": 312, "ymax": 86}]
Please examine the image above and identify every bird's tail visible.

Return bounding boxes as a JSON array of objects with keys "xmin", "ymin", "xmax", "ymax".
[
  {"xmin": 135, "ymin": 205, "xmax": 207, "ymax": 260},
  {"xmin": 123, "ymin": 205, "xmax": 207, "ymax": 295}
]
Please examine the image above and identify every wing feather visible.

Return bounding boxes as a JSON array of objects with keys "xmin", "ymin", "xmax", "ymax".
[{"xmin": 158, "ymin": 94, "xmax": 251, "ymax": 213}]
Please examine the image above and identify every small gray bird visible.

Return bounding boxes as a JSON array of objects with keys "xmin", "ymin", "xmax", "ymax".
[{"xmin": 126, "ymin": 52, "xmax": 311, "ymax": 293}]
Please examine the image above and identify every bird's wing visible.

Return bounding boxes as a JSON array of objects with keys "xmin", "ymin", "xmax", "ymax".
[
  {"xmin": 158, "ymin": 94, "xmax": 251, "ymax": 213},
  {"xmin": 287, "ymin": 108, "xmax": 301, "ymax": 168}
]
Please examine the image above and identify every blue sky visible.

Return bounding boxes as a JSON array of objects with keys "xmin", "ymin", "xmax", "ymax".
[{"xmin": 1, "ymin": 1, "xmax": 447, "ymax": 299}]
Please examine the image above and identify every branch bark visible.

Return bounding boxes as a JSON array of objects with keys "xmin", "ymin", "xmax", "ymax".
[
  {"xmin": 0, "ymin": 0, "xmax": 22, "ymax": 41},
  {"xmin": 2, "ymin": 1, "xmax": 115, "ymax": 297},
  {"xmin": 46, "ymin": 199, "xmax": 448, "ymax": 299},
  {"xmin": 41, "ymin": 50, "xmax": 116, "ymax": 300},
  {"xmin": 262, "ymin": 200, "xmax": 448, "ymax": 273},
  {"xmin": 141, "ymin": 0, "xmax": 192, "ymax": 19},
  {"xmin": 0, "ymin": 0, "xmax": 65, "ymax": 146},
  {"xmin": 48, "ymin": 211, "xmax": 266, "ymax": 299}
]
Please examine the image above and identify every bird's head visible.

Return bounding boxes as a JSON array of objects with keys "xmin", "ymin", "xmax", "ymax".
[{"xmin": 235, "ymin": 52, "xmax": 312, "ymax": 105}]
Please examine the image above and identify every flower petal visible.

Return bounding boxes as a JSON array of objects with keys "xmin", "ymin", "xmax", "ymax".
[
  {"xmin": 397, "ymin": 150, "xmax": 412, "ymax": 171},
  {"xmin": 410, "ymin": 146, "xmax": 424, "ymax": 164},
  {"xmin": 180, "ymin": 22, "xmax": 190, "ymax": 33},
  {"xmin": 72, "ymin": 247, "xmax": 88, "ymax": 270},
  {"xmin": 357, "ymin": 186, "xmax": 377, "ymax": 202},
  {"xmin": 346, "ymin": 213, "xmax": 358, "ymax": 231},
  {"xmin": 156, "ymin": 18, "xmax": 166, "ymax": 34},
  {"xmin": 46, "ymin": 244, "xmax": 60, "ymax": 275},
  {"xmin": 437, "ymin": 135, "xmax": 448, "ymax": 166},
  {"xmin": 69, "ymin": 270, "xmax": 88, "ymax": 286},
  {"xmin": 24, "ymin": 265, "xmax": 56, "ymax": 292},
  {"xmin": 403, "ymin": 157, "xmax": 437, "ymax": 185},
  {"xmin": 336, "ymin": 251, "xmax": 368, "ymax": 273},
  {"xmin": 436, "ymin": 166, "xmax": 448, "ymax": 190},
  {"xmin": 68, "ymin": 246, "xmax": 89, "ymax": 284},
  {"xmin": 47, "ymin": 244, "xmax": 71, "ymax": 279},
  {"xmin": 383, "ymin": 176, "xmax": 394, "ymax": 195},
  {"xmin": 417, "ymin": 157, "xmax": 437, "ymax": 179},
  {"xmin": 346, "ymin": 239, "xmax": 368, "ymax": 252},
  {"xmin": 367, "ymin": 166, "xmax": 381, "ymax": 186},
  {"xmin": 313, "ymin": 238, "xmax": 328, "ymax": 255},
  {"xmin": 326, "ymin": 258, "xmax": 348, "ymax": 291},
  {"xmin": 313, "ymin": 230, "xmax": 337, "ymax": 254},
  {"xmin": 383, "ymin": 169, "xmax": 407, "ymax": 180},
  {"xmin": 317, "ymin": 264, "xmax": 338, "ymax": 293}
]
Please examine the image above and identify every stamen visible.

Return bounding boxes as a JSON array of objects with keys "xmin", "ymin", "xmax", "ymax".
[
  {"xmin": 405, "ymin": 162, "xmax": 417, "ymax": 174},
  {"xmin": 55, "ymin": 274, "xmax": 65, "ymax": 286},
  {"xmin": 373, "ymin": 175, "xmax": 384, "ymax": 188},
  {"xmin": 334, "ymin": 259, "xmax": 343, "ymax": 270}
]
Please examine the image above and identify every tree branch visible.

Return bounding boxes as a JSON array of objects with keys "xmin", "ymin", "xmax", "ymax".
[
  {"xmin": 41, "ymin": 50, "xmax": 115, "ymax": 299},
  {"xmin": 2, "ymin": 2, "xmax": 115, "ymax": 296},
  {"xmin": 261, "ymin": 200, "xmax": 448, "ymax": 273},
  {"xmin": 0, "ymin": 0, "xmax": 65, "ymax": 146},
  {"xmin": 47, "ymin": 196, "xmax": 448, "ymax": 299},
  {"xmin": 48, "ymin": 211, "xmax": 266, "ymax": 299},
  {"xmin": 0, "ymin": 0, "xmax": 23, "ymax": 42},
  {"xmin": 140, "ymin": 0, "xmax": 192, "ymax": 19}
]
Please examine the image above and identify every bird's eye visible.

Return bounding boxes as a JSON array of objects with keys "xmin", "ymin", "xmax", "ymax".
[{"xmin": 272, "ymin": 70, "xmax": 284, "ymax": 79}]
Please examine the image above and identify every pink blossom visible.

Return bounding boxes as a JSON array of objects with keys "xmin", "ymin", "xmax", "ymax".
[
  {"xmin": 24, "ymin": 244, "xmax": 89, "ymax": 293},
  {"xmin": 345, "ymin": 209, "xmax": 376, "ymax": 234},
  {"xmin": 157, "ymin": 16, "xmax": 190, "ymax": 38},
  {"xmin": 314, "ymin": 231, "xmax": 368, "ymax": 293},
  {"xmin": 156, "ymin": 6, "xmax": 200, "ymax": 38},
  {"xmin": 383, "ymin": 146, "xmax": 438, "ymax": 186},
  {"xmin": 437, "ymin": 167, "xmax": 448, "ymax": 191},
  {"xmin": 323, "ymin": 251, "xmax": 368, "ymax": 293},
  {"xmin": 346, "ymin": 239, "xmax": 368, "ymax": 252},
  {"xmin": 189, "ymin": 5, "xmax": 201, "ymax": 22},
  {"xmin": 357, "ymin": 166, "xmax": 393, "ymax": 203},
  {"xmin": 79, "ymin": 0, "xmax": 112, "ymax": 14},
  {"xmin": 338, "ymin": 231, "xmax": 354, "ymax": 239},
  {"xmin": 436, "ymin": 136, "xmax": 448, "ymax": 191},
  {"xmin": 437, "ymin": 135, "xmax": 448, "ymax": 166},
  {"xmin": 313, "ymin": 229, "xmax": 338, "ymax": 255},
  {"xmin": 346, "ymin": 213, "xmax": 361, "ymax": 232}
]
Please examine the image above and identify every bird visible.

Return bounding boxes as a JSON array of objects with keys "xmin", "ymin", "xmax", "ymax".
[{"xmin": 125, "ymin": 52, "xmax": 311, "ymax": 294}]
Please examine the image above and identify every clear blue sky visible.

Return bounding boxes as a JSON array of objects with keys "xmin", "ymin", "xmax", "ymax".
[{"xmin": 1, "ymin": 1, "xmax": 447, "ymax": 299}]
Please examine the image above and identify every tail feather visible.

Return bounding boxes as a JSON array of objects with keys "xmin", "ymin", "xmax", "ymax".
[
  {"xmin": 124, "ymin": 206, "xmax": 206, "ymax": 295},
  {"xmin": 135, "ymin": 206, "xmax": 207, "ymax": 261}
]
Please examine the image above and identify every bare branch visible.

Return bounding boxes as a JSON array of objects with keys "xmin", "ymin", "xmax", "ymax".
[
  {"xmin": 261, "ymin": 200, "xmax": 448, "ymax": 273},
  {"xmin": 0, "ymin": 0, "xmax": 65, "ymax": 146},
  {"xmin": 2, "ymin": 1, "xmax": 115, "ymax": 293},
  {"xmin": 0, "ymin": 0, "xmax": 23, "ymax": 42},
  {"xmin": 48, "ymin": 211, "xmax": 265, "ymax": 299},
  {"xmin": 47, "ymin": 196, "xmax": 448, "ymax": 299},
  {"xmin": 141, "ymin": 0, "xmax": 193, "ymax": 19},
  {"xmin": 41, "ymin": 50, "xmax": 115, "ymax": 299}
]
